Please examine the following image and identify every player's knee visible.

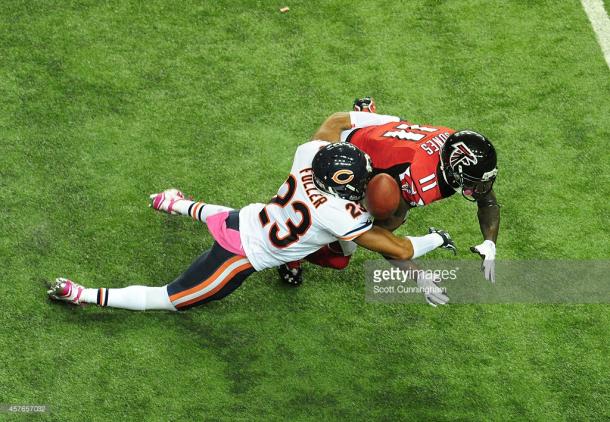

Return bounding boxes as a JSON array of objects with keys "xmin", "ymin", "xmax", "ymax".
[
  {"xmin": 328, "ymin": 255, "xmax": 351, "ymax": 270},
  {"xmin": 306, "ymin": 249, "xmax": 352, "ymax": 269}
]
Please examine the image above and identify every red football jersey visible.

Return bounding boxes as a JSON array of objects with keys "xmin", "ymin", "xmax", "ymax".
[{"xmin": 348, "ymin": 121, "xmax": 456, "ymax": 207}]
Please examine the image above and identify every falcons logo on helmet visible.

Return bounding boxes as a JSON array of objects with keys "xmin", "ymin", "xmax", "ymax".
[{"xmin": 449, "ymin": 141, "xmax": 478, "ymax": 168}]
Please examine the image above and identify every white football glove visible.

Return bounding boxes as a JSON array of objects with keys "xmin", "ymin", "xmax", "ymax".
[
  {"xmin": 417, "ymin": 272, "xmax": 449, "ymax": 307},
  {"xmin": 470, "ymin": 240, "xmax": 496, "ymax": 283},
  {"xmin": 149, "ymin": 188, "xmax": 185, "ymax": 215}
]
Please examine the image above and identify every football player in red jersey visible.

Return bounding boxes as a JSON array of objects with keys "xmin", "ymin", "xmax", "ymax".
[{"xmin": 279, "ymin": 97, "xmax": 499, "ymax": 284}]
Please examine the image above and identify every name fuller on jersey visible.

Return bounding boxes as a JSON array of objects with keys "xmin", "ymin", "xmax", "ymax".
[{"xmin": 300, "ymin": 168, "xmax": 328, "ymax": 209}]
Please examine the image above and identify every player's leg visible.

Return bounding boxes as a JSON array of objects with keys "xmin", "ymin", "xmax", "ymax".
[
  {"xmin": 48, "ymin": 242, "xmax": 255, "ymax": 311},
  {"xmin": 278, "ymin": 240, "xmax": 356, "ymax": 286},
  {"xmin": 173, "ymin": 201, "xmax": 233, "ymax": 224},
  {"xmin": 48, "ymin": 213, "xmax": 255, "ymax": 311},
  {"xmin": 165, "ymin": 241, "xmax": 255, "ymax": 310},
  {"xmin": 150, "ymin": 189, "xmax": 233, "ymax": 224},
  {"xmin": 305, "ymin": 240, "xmax": 356, "ymax": 270},
  {"xmin": 163, "ymin": 209, "xmax": 254, "ymax": 310},
  {"xmin": 47, "ymin": 278, "xmax": 177, "ymax": 311}
]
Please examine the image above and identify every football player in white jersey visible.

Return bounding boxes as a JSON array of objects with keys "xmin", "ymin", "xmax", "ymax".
[{"xmin": 48, "ymin": 142, "xmax": 455, "ymax": 310}]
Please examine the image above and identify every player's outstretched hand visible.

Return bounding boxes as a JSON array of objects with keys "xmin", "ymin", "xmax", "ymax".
[
  {"xmin": 353, "ymin": 97, "xmax": 376, "ymax": 113},
  {"xmin": 470, "ymin": 240, "xmax": 496, "ymax": 283},
  {"xmin": 417, "ymin": 272, "xmax": 449, "ymax": 307},
  {"xmin": 149, "ymin": 188, "xmax": 185, "ymax": 215}
]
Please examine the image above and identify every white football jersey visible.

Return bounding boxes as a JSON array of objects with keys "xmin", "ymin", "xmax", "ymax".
[{"xmin": 239, "ymin": 141, "xmax": 373, "ymax": 271}]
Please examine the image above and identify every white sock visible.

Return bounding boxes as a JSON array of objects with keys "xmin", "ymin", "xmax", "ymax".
[
  {"xmin": 82, "ymin": 286, "xmax": 176, "ymax": 311},
  {"xmin": 81, "ymin": 288, "xmax": 98, "ymax": 304},
  {"xmin": 406, "ymin": 233, "xmax": 443, "ymax": 259},
  {"xmin": 170, "ymin": 200, "xmax": 233, "ymax": 223}
]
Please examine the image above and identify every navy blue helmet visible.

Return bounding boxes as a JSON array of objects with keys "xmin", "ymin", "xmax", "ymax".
[{"xmin": 312, "ymin": 143, "xmax": 373, "ymax": 201}]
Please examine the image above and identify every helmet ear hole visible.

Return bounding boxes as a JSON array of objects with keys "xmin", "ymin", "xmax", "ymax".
[
  {"xmin": 312, "ymin": 143, "xmax": 373, "ymax": 201},
  {"xmin": 440, "ymin": 162, "xmax": 459, "ymax": 190}
]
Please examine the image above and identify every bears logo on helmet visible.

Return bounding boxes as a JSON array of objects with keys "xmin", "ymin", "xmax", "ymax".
[{"xmin": 331, "ymin": 169, "xmax": 355, "ymax": 185}]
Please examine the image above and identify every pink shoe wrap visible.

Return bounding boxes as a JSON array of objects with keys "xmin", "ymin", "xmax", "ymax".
[
  {"xmin": 206, "ymin": 211, "xmax": 245, "ymax": 256},
  {"xmin": 61, "ymin": 282, "xmax": 72, "ymax": 297},
  {"xmin": 73, "ymin": 286, "xmax": 83, "ymax": 303},
  {"xmin": 153, "ymin": 193, "xmax": 165, "ymax": 210}
]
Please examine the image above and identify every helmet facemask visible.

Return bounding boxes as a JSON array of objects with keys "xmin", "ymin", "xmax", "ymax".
[
  {"xmin": 453, "ymin": 167, "xmax": 497, "ymax": 202},
  {"xmin": 313, "ymin": 174, "xmax": 370, "ymax": 201}
]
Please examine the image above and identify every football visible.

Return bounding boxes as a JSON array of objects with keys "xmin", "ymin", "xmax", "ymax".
[{"xmin": 365, "ymin": 173, "xmax": 400, "ymax": 219}]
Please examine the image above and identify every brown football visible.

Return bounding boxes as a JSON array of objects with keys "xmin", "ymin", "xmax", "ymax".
[{"xmin": 365, "ymin": 173, "xmax": 400, "ymax": 220}]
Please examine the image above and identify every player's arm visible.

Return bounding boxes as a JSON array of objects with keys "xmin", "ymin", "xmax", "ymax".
[
  {"xmin": 475, "ymin": 189, "xmax": 500, "ymax": 243},
  {"xmin": 353, "ymin": 226, "xmax": 414, "ymax": 260},
  {"xmin": 311, "ymin": 111, "xmax": 401, "ymax": 143},
  {"xmin": 311, "ymin": 112, "xmax": 352, "ymax": 142},
  {"xmin": 353, "ymin": 225, "xmax": 455, "ymax": 260},
  {"xmin": 470, "ymin": 189, "xmax": 500, "ymax": 282},
  {"xmin": 353, "ymin": 225, "xmax": 452, "ymax": 307}
]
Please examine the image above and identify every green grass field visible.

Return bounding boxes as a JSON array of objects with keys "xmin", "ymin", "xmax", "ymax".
[{"xmin": 1, "ymin": 0, "xmax": 609, "ymax": 420}]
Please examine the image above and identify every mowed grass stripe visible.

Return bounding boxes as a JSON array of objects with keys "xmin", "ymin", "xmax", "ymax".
[{"xmin": 582, "ymin": 0, "xmax": 610, "ymax": 69}]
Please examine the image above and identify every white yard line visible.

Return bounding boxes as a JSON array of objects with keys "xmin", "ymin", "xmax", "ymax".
[{"xmin": 581, "ymin": 0, "xmax": 610, "ymax": 69}]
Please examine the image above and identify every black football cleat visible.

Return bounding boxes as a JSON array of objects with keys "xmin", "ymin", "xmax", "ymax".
[
  {"xmin": 278, "ymin": 261, "xmax": 303, "ymax": 286},
  {"xmin": 428, "ymin": 227, "xmax": 457, "ymax": 255}
]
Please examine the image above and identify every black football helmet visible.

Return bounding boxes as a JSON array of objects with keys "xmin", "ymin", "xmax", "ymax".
[
  {"xmin": 440, "ymin": 130, "xmax": 497, "ymax": 201},
  {"xmin": 312, "ymin": 143, "xmax": 372, "ymax": 201}
]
